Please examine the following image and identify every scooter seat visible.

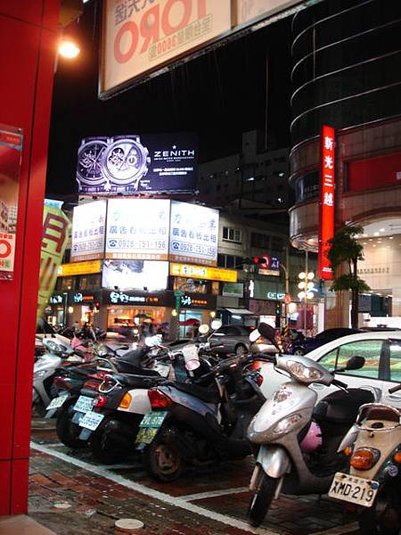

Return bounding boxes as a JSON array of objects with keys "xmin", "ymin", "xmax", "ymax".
[
  {"xmin": 170, "ymin": 381, "xmax": 222, "ymax": 404},
  {"xmin": 111, "ymin": 372, "xmax": 164, "ymax": 387},
  {"xmin": 313, "ymin": 388, "xmax": 375, "ymax": 424},
  {"xmin": 115, "ymin": 360, "xmax": 160, "ymax": 376}
]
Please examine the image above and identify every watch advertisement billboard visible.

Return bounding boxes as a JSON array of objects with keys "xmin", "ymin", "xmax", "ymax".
[
  {"xmin": 0, "ymin": 124, "xmax": 23, "ymax": 280},
  {"xmin": 102, "ymin": 259, "xmax": 169, "ymax": 291},
  {"xmin": 105, "ymin": 198, "xmax": 170, "ymax": 259},
  {"xmin": 169, "ymin": 200, "xmax": 218, "ymax": 266},
  {"xmin": 71, "ymin": 200, "xmax": 107, "ymax": 262},
  {"xmin": 101, "ymin": 0, "xmax": 231, "ymax": 96},
  {"xmin": 76, "ymin": 132, "xmax": 198, "ymax": 196}
]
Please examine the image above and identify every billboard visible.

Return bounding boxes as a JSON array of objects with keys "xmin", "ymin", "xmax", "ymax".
[
  {"xmin": 102, "ymin": 259, "xmax": 169, "ymax": 291},
  {"xmin": 71, "ymin": 200, "xmax": 107, "ymax": 262},
  {"xmin": 169, "ymin": 200, "xmax": 218, "ymax": 265},
  {"xmin": 76, "ymin": 132, "xmax": 198, "ymax": 196},
  {"xmin": 105, "ymin": 198, "xmax": 170, "ymax": 259},
  {"xmin": 100, "ymin": 0, "xmax": 231, "ymax": 96}
]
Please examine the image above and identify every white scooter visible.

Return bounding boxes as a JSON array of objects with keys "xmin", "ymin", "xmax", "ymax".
[
  {"xmin": 246, "ymin": 323, "xmax": 377, "ymax": 527},
  {"xmin": 329, "ymin": 382, "xmax": 401, "ymax": 534}
]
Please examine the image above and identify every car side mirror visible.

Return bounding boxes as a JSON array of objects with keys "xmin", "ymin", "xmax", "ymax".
[{"xmin": 345, "ymin": 355, "xmax": 365, "ymax": 370}]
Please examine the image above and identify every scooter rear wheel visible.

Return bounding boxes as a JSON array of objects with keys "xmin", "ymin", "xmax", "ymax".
[
  {"xmin": 56, "ymin": 398, "xmax": 87, "ymax": 449},
  {"xmin": 358, "ymin": 486, "xmax": 401, "ymax": 535},
  {"xmin": 143, "ymin": 430, "xmax": 184, "ymax": 482},
  {"xmin": 247, "ymin": 471, "xmax": 279, "ymax": 527}
]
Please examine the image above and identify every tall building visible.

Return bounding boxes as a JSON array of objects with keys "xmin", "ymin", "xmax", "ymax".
[{"xmin": 289, "ymin": 0, "xmax": 401, "ymax": 326}]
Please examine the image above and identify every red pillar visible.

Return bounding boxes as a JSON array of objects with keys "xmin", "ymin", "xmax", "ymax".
[{"xmin": 0, "ymin": 0, "xmax": 60, "ymax": 514}]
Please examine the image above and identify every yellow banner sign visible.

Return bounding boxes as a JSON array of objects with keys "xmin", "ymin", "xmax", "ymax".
[
  {"xmin": 170, "ymin": 262, "xmax": 237, "ymax": 282},
  {"xmin": 58, "ymin": 260, "xmax": 101, "ymax": 277}
]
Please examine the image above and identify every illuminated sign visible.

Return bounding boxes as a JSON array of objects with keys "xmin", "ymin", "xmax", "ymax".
[
  {"xmin": 104, "ymin": 290, "xmax": 166, "ymax": 306},
  {"xmin": 169, "ymin": 201, "xmax": 219, "ymax": 266},
  {"xmin": 318, "ymin": 125, "xmax": 335, "ymax": 280},
  {"xmin": 170, "ymin": 262, "xmax": 237, "ymax": 282},
  {"xmin": 71, "ymin": 200, "xmax": 107, "ymax": 262},
  {"xmin": 72, "ymin": 292, "xmax": 96, "ymax": 304},
  {"xmin": 76, "ymin": 133, "xmax": 198, "ymax": 196},
  {"xmin": 102, "ymin": 259, "xmax": 169, "ymax": 291},
  {"xmin": 58, "ymin": 260, "xmax": 101, "ymax": 276},
  {"xmin": 179, "ymin": 293, "xmax": 216, "ymax": 309},
  {"xmin": 101, "ymin": 0, "xmax": 231, "ymax": 97},
  {"xmin": 267, "ymin": 291, "xmax": 285, "ymax": 301},
  {"xmin": 105, "ymin": 199, "xmax": 170, "ymax": 260}
]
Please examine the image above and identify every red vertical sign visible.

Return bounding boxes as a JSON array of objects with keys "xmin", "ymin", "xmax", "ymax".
[{"xmin": 318, "ymin": 125, "xmax": 335, "ymax": 280}]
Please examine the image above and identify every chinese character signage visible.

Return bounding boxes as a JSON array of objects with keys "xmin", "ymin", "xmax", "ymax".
[
  {"xmin": 101, "ymin": 0, "xmax": 231, "ymax": 96},
  {"xmin": 169, "ymin": 262, "xmax": 237, "ymax": 282},
  {"xmin": 105, "ymin": 199, "xmax": 170, "ymax": 259},
  {"xmin": 0, "ymin": 124, "xmax": 23, "ymax": 280},
  {"xmin": 169, "ymin": 201, "xmax": 218, "ymax": 266},
  {"xmin": 71, "ymin": 200, "xmax": 107, "ymax": 262},
  {"xmin": 37, "ymin": 201, "xmax": 71, "ymax": 319},
  {"xmin": 76, "ymin": 132, "xmax": 198, "ymax": 196},
  {"xmin": 318, "ymin": 124, "xmax": 335, "ymax": 280}
]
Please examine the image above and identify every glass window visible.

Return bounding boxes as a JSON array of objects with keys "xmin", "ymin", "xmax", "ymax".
[
  {"xmin": 318, "ymin": 340, "xmax": 382, "ymax": 379},
  {"xmin": 223, "ymin": 226, "xmax": 242, "ymax": 243},
  {"xmin": 389, "ymin": 340, "xmax": 401, "ymax": 383}
]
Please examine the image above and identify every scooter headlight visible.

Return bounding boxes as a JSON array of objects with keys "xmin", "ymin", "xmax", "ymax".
[
  {"xmin": 273, "ymin": 414, "xmax": 302, "ymax": 435},
  {"xmin": 287, "ymin": 360, "xmax": 324, "ymax": 383}
]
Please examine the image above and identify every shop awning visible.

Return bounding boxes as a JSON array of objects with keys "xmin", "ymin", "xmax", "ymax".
[{"xmin": 225, "ymin": 308, "xmax": 255, "ymax": 315}]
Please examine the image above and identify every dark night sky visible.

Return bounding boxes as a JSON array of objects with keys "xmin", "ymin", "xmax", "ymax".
[{"xmin": 46, "ymin": 2, "xmax": 292, "ymax": 197}]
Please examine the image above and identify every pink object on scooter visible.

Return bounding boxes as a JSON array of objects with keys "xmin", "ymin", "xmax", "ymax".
[{"xmin": 300, "ymin": 421, "xmax": 323, "ymax": 452}]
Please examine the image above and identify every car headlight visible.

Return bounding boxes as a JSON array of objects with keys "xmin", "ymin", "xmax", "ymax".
[{"xmin": 287, "ymin": 360, "xmax": 324, "ymax": 383}]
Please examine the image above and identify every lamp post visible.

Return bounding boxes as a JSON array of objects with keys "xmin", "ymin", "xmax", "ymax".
[{"xmin": 297, "ymin": 251, "xmax": 315, "ymax": 334}]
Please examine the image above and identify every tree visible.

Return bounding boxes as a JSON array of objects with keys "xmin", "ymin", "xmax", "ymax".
[{"xmin": 326, "ymin": 225, "xmax": 370, "ymax": 329}]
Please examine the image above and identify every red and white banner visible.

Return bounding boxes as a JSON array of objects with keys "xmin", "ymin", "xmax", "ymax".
[{"xmin": 318, "ymin": 124, "xmax": 335, "ymax": 280}]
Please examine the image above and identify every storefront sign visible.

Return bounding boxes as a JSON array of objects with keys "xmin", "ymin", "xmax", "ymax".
[
  {"xmin": 267, "ymin": 291, "xmax": 285, "ymax": 300},
  {"xmin": 170, "ymin": 262, "xmax": 237, "ymax": 282},
  {"xmin": 0, "ymin": 124, "xmax": 23, "ymax": 280},
  {"xmin": 169, "ymin": 201, "xmax": 218, "ymax": 266},
  {"xmin": 318, "ymin": 125, "xmax": 335, "ymax": 280},
  {"xmin": 71, "ymin": 200, "xmax": 107, "ymax": 262},
  {"xmin": 104, "ymin": 289, "xmax": 168, "ymax": 307},
  {"xmin": 106, "ymin": 198, "xmax": 170, "ymax": 259},
  {"xmin": 179, "ymin": 293, "xmax": 216, "ymax": 309},
  {"xmin": 49, "ymin": 294, "xmax": 65, "ymax": 305},
  {"xmin": 71, "ymin": 292, "xmax": 97, "ymax": 304},
  {"xmin": 58, "ymin": 259, "xmax": 102, "ymax": 276},
  {"xmin": 101, "ymin": 0, "xmax": 231, "ymax": 96}
]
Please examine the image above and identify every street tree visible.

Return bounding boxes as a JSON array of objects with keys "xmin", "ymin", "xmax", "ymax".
[{"xmin": 326, "ymin": 225, "xmax": 370, "ymax": 329}]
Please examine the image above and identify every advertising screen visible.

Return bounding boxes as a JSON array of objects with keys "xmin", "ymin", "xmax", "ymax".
[
  {"xmin": 76, "ymin": 132, "xmax": 198, "ymax": 196},
  {"xmin": 102, "ymin": 259, "xmax": 169, "ymax": 291},
  {"xmin": 169, "ymin": 201, "xmax": 219, "ymax": 266},
  {"xmin": 105, "ymin": 198, "xmax": 170, "ymax": 259},
  {"xmin": 71, "ymin": 200, "xmax": 107, "ymax": 262}
]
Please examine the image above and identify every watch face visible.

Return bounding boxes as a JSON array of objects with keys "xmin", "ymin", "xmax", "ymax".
[
  {"xmin": 77, "ymin": 140, "xmax": 108, "ymax": 186},
  {"xmin": 103, "ymin": 138, "xmax": 149, "ymax": 186}
]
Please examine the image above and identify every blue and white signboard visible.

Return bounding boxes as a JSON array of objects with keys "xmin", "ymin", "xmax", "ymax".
[
  {"xmin": 169, "ymin": 201, "xmax": 219, "ymax": 266},
  {"xmin": 71, "ymin": 200, "xmax": 107, "ymax": 262},
  {"xmin": 76, "ymin": 132, "xmax": 198, "ymax": 196},
  {"xmin": 105, "ymin": 199, "xmax": 170, "ymax": 260}
]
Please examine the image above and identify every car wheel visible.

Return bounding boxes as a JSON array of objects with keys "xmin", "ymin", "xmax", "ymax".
[
  {"xmin": 235, "ymin": 344, "xmax": 247, "ymax": 356},
  {"xmin": 293, "ymin": 348, "xmax": 304, "ymax": 356}
]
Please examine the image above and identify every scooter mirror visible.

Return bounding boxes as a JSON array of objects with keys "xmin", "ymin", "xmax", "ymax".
[
  {"xmin": 254, "ymin": 322, "xmax": 276, "ymax": 343},
  {"xmin": 198, "ymin": 324, "xmax": 210, "ymax": 335},
  {"xmin": 211, "ymin": 319, "xmax": 222, "ymax": 330},
  {"xmin": 249, "ymin": 329, "xmax": 261, "ymax": 343}
]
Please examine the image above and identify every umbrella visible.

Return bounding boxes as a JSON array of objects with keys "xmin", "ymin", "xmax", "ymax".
[{"xmin": 179, "ymin": 318, "xmax": 201, "ymax": 326}]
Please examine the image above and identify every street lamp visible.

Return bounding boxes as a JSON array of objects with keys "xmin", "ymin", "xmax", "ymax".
[{"xmin": 297, "ymin": 249, "xmax": 315, "ymax": 334}]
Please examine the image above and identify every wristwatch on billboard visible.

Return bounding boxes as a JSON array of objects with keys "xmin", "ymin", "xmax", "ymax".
[
  {"xmin": 76, "ymin": 137, "xmax": 109, "ymax": 186},
  {"xmin": 102, "ymin": 135, "xmax": 150, "ymax": 187}
]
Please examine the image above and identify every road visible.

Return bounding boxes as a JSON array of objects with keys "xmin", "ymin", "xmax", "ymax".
[{"xmin": 29, "ymin": 420, "xmax": 360, "ymax": 535}]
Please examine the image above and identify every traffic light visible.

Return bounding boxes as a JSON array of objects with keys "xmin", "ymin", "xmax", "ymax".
[
  {"xmin": 275, "ymin": 302, "xmax": 281, "ymax": 316},
  {"xmin": 253, "ymin": 256, "xmax": 268, "ymax": 266}
]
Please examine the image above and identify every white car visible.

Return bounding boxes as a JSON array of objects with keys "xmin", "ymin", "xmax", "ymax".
[{"xmin": 258, "ymin": 330, "xmax": 401, "ymax": 410}]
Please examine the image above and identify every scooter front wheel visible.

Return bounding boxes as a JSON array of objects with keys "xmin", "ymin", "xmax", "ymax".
[
  {"xmin": 143, "ymin": 429, "xmax": 184, "ymax": 482},
  {"xmin": 247, "ymin": 471, "xmax": 279, "ymax": 527}
]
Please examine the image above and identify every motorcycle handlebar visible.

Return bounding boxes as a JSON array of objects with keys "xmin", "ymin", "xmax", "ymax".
[
  {"xmin": 388, "ymin": 382, "xmax": 401, "ymax": 394},
  {"xmin": 332, "ymin": 378, "xmax": 348, "ymax": 389}
]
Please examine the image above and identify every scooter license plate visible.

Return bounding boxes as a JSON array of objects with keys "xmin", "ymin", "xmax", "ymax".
[
  {"xmin": 328, "ymin": 472, "xmax": 378, "ymax": 507},
  {"xmin": 73, "ymin": 395, "xmax": 94, "ymax": 413},
  {"xmin": 46, "ymin": 393, "xmax": 68, "ymax": 411},
  {"xmin": 135, "ymin": 411, "xmax": 167, "ymax": 445},
  {"xmin": 78, "ymin": 411, "xmax": 104, "ymax": 431}
]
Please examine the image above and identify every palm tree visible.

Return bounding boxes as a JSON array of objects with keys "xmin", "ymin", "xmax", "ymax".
[{"xmin": 326, "ymin": 225, "xmax": 370, "ymax": 329}]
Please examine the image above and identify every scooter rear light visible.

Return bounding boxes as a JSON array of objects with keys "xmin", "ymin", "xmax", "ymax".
[
  {"xmin": 148, "ymin": 389, "xmax": 172, "ymax": 409},
  {"xmin": 119, "ymin": 392, "xmax": 132, "ymax": 410},
  {"xmin": 350, "ymin": 448, "xmax": 380, "ymax": 470},
  {"xmin": 53, "ymin": 376, "xmax": 72, "ymax": 390},
  {"xmin": 83, "ymin": 379, "xmax": 101, "ymax": 391},
  {"xmin": 92, "ymin": 395, "xmax": 108, "ymax": 409},
  {"xmin": 393, "ymin": 451, "xmax": 401, "ymax": 464}
]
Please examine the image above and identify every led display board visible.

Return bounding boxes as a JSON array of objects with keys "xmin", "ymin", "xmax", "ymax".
[
  {"xmin": 318, "ymin": 125, "xmax": 335, "ymax": 281},
  {"xmin": 71, "ymin": 200, "xmax": 107, "ymax": 262},
  {"xmin": 170, "ymin": 262, "xmax": 237, "ymax": 282},
  {"xmin": 105, "ymin": 198, "xmax": 170, "ymax": 259},
  {"xmin": 102, "ymin": 259, "xmax": 169, "ymax": 291},
  {"xmin": 169, "ymin": 201, "xmax": 218, "ymax": 266},
  {"xmin": 76, "ymin": 132, "xmax": 197, "ymax": 196}
]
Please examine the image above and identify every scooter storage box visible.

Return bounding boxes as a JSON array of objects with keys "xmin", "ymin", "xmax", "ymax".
[{"xmin": 313, "ymin": 388, "xmax": 374, "ymax": 424}]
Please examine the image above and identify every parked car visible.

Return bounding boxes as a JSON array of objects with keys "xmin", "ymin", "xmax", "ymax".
[
  {"xmin": 208, "ymin": 324, "xmax": 276, "ymax": 356},
  {"xmin": 258, "ymin": 330, "xmax": 401, "ymax": 410},
  {"xmin": 287, "ymin": 327, "xmax": 361, "ymax": 355}
]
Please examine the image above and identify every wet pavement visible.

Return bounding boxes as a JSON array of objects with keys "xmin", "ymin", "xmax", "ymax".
[{"xmin": 27, "ymin": 418, "xmax": 361, "ymax": 534}]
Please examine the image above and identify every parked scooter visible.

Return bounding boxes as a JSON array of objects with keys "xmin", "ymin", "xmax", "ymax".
[
  {"xmin": 246, "ymin": 322, "xmax": 377, "ymax": 527},
  {"xmin": 328, "ymin": 382, "xmax": 401, "ymax": 534},
  {"xmin": 135, "ymin": 339, "xmax": 265, "ymax": 482}
]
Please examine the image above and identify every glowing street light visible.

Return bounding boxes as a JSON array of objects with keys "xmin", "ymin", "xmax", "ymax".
[{"xmin": 58, "ymin": 37, "xmax": 80, "ymax": 59}]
